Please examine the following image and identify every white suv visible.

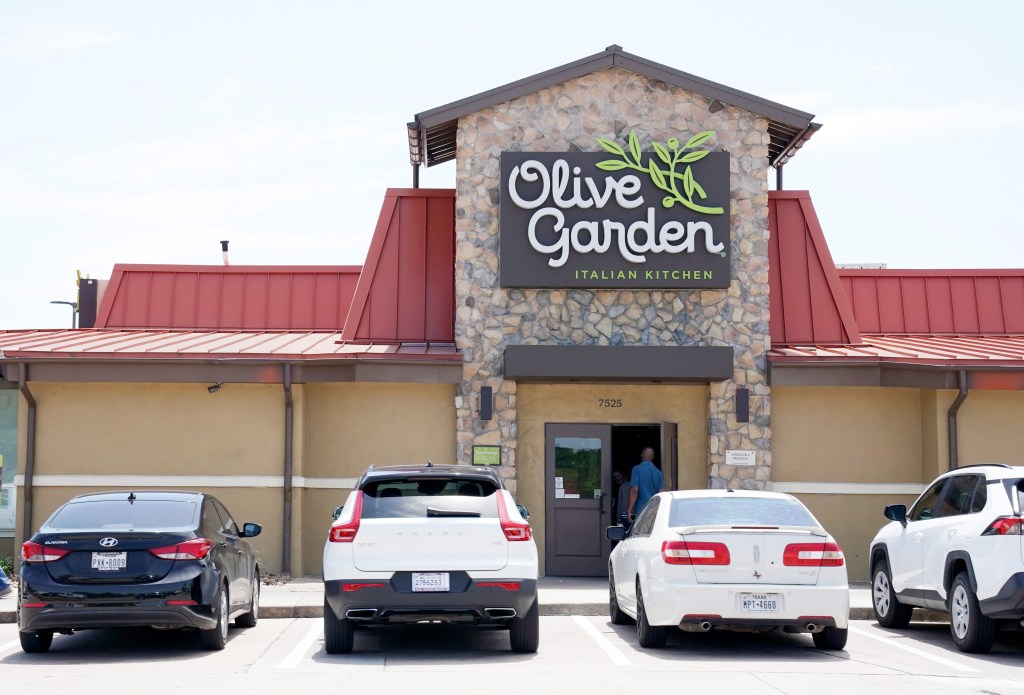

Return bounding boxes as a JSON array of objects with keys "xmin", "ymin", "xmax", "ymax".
[
  {"xmin": 322, "ymin": 464, "xmax": 539, "ymax": 654},
  {"xmin": 869, "ymin": 464, "xmax": 1024, "ymax": 653}
]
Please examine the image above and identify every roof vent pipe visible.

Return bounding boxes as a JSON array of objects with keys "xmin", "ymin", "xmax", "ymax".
[{"xmin": 220, "ymin": 240, "xmax": 230, "ymax": 266}]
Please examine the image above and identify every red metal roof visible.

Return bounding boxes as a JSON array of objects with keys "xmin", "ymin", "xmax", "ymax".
[
  {"xmin": 837, "ymin": 269, "xmax": 1024, "ymax": 335},
  {"xmin": 768, "ymin": 334, "xmax": 1024, "ymax": 366},
  {"xmin": 342, "ymin": 189, "xmax": 455, "ymax": 343},
  {"xmin": 96, "ymin": 265, "xmax": 361, "ymax": 331},
  {"xmin": 0, "ymin": 329, "xmax": 460, "ymax": 362}
]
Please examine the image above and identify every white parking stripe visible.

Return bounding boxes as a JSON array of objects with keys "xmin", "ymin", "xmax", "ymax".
[
  {"xmin": 275, "ymin": 622, "xmax": 322, "ymax": 669},
  {"xmin": 847, "ymin": 626, "xmax": 979, "ymax": 673},
  {"xmin": 924, "ymin": 677, "xmax": 1024, "ymax": 690},
  {"xmin": 0, "ymin": 639, "xmax": 20, "ymax": 655},
  {"xmin": 572, "ymin": 616, "xmax": 632, "ymax": 666}
]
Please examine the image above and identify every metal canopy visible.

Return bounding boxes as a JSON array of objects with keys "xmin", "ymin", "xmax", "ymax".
[{"xmin": 408, "ymin": 45, "xmax": 820, "ymax": 169}]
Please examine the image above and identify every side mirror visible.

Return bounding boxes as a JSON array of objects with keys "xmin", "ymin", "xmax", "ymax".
[
  {"xmin": 517, "ymin": 504, "xmax": 530, "ymax": 520},
  {"xmin": 241, "ymin": 522, "xmax": 262, "ymax": 538},
  {"xmin": 606, "ymin": 525, "xmax": 626, "ymax": 541},
  {"xmin": 332, "ymin": 505, "xmax": 344, "ymax": 521},
  {"xmin": 884, "ymin": 504, "xmax": 907, "ymax": 526}
]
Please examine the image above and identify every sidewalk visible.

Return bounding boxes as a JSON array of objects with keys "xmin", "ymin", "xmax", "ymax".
[{"xmin": 1, "ymin": 577, "xmax": 944, "ymax": 624}]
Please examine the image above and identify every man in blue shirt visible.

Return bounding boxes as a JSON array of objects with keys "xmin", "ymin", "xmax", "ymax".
[{"xmin": 626, "ymin": 447, "xmax": 664, "ymax": 521}]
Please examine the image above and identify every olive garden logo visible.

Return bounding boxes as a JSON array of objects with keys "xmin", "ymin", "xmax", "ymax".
[{"xmin": 499, "ymin": 130, "xmax": 731, "ymax": 289}]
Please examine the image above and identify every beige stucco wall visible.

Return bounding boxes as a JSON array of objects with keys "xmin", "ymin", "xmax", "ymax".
[
  {"xmin": 13, "ymin": 381, "xmax": 456, "ymax": 577},
  {"xmin": 517, "ymin": 383, "xmax": 706, "ymax": 574}
]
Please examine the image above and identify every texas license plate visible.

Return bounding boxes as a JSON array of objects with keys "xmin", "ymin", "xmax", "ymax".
[
  {"xmin": 412, "ymin": 572, "xmax": 450, "ymax": 592},
  {"xmin": 91, "ymin": 551, "xmax": 127, "ymax": 571},
  {"xmin": 740, "ymin": 593, "xmax": 779, "ymax": 613}
]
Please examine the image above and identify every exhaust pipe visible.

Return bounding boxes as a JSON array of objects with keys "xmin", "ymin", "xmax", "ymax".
[
  {"xmin": 485, "ymin": 608, "xmax": 517, "ymax": 619},
  {"xmin": 805, "ymin": 623, "xmax": 819, "ymax": 633},
  {"xmin": 699, "ymin": 621, "xmax": 712, "ymax": 632},
  {"xmin": 345, "ymin": 608, "xmax": 378, "ymax": 620}
]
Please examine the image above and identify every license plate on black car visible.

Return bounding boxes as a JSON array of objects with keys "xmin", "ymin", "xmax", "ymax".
[{"xmin": 91, "ymin": 551, "xmax": 127, "ymax": 571}]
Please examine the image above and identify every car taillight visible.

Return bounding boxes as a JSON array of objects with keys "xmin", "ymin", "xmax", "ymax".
[
  {"xmin": 982, "ymin": 517, "xmax": 1023, "ymax": 536},
  {"xmin": 22, "ymin": 541, "xmax": 69, "ymax": 563},
  {"xmin": 661, "ymin": 541, "xmax": 730, "ymax": 565},
  {"xmin": 783, "ymin": 542, "xmax": 845, "ymax": 567},
  {"xmin": 342, "ymin": 583, "xmax": 386, "ymax": 592},
  {"xmin": 496, "ymin": 491, "xmax": 532, "ymax": 541},
  {"xmin": 149, "ymin": 538, "xmax": 214, "ymax": 560},
  {"xmin": 329, "ymin": 491, "xmax": 364, "ymax": 543},
  {"xmin": 478, "ymin": 582, "xmax": 521, "ymax": 591}
]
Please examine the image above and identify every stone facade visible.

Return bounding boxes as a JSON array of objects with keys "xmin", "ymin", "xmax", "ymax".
[{"xmin": 453, "ymin": 67, "xmax": 772, "ymax": 493}]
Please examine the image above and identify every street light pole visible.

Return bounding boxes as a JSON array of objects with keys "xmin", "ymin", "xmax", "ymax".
[{"xmin": 49, "ymin": 300, "xmax": 78, "ymax": 328}]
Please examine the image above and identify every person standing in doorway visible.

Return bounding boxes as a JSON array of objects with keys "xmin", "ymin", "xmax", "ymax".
[
  {"xmin": 626, "ymin": 447, "xmax": 664, "ymax": 521},
  {"xmin": 613, "ymin": 470, "xmax": 633, "ymax": 526}
]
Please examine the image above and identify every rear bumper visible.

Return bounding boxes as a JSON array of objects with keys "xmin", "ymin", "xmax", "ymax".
[
  {"xmin": 979, "ymin": 572, "xmax": 1024, "ymax": 619},
  {"xmin": 19, "ymin": 564, "xmax": 217, "ymax": 632},
  {"xmin": 325, "ymin": 573, "xmax": 538, "ymax": 624},
  {"xmin": 644, "ymin": 582, "xmax": 850, "ymax": 630}
]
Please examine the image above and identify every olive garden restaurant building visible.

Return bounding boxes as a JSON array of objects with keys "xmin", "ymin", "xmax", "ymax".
[{"xmin": 3, "ymin": 46, "xmax": 1024, "ymax": 580}]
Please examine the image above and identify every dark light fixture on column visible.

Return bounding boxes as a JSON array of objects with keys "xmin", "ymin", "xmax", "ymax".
[
  {"xmin": 735, "ymin": 388, "xmax": 749, "ymax": 423},
  {"xmin": 207, "ymin": 383, "xmax": 223, "ymax": 394},
  {"xmin": 479, "ymin": 386, "xmax": 493, "ymax": 420}
]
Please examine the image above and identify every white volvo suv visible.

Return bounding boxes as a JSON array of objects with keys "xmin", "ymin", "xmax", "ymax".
[
  {"xmin": 322, "ymin": 464, "xmax": 539, "ymax": 654},
  {"xmin": 869, "ymin": 464, "xmax": 1024, "ymax": 653}
]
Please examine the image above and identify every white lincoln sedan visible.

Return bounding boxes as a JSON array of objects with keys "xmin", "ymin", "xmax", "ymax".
[{"xmin": 607, "ymin": 489, "xmax": 849, "ymax": 649}]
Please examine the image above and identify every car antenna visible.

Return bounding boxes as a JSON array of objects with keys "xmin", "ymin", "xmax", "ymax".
[
  {"xmin": 127, "ymin": 492, "xmax": 137, "ymax": 504},
  {"xmin": 426, "ymin": 460, "xmax": 433, "ymax": 468}
]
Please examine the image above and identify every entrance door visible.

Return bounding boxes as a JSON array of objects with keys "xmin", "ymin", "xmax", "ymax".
[{"xmin": 545, "ymin": 424, "xmax": 612, "ymax": 577}]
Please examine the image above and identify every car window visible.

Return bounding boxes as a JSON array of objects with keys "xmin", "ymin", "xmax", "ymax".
[
  {"xmin": 200, "ymin": 500, "xmax": 224, "ymax": 537},
  {"xmin": 212, "ymin": 499, "xmax": 240, "ymax": 536},
  {"xmin": 668, "ymin": 497, "xmax": 818, "ymax": 527},
  {"xmin": 932, "ymin": 475, "xmax": 981, "ymax": 518},
  {"xmin": 632, "ymin": 498, "xmax": 659, "ymax": 536},
  {"xmin": 360, "ymin": 477, "xmax": 500, "ymax": 519},
  {"xmin": 909, "ymin": 479, "xmax": 948, "ymax": 521},
  {"xmin": 45, "ymin": 498, "xmax": 198, "ymax": 530}
]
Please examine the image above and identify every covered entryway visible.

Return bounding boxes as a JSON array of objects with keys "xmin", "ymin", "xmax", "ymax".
[{"xmin": 544, "ymin": 422, "xmax": 676, "ymax": 576}]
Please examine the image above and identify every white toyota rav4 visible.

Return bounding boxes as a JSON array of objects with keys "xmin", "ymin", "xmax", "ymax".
[
  {"xmin": 869, "ymin": 464, "xmax": 1024, "ymax": 653},
  {"xmin": 322, "ymin": 464, "xmax": 539, "ymax": 654}
]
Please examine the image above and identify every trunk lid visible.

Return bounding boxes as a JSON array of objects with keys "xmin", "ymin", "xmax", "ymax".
[
  {"xmin": 35, "ymin": 531, "xmax": 189, "ymax": 585},
  {"xmin": 674, "ymin": 526, "xmax": 828, "ymax": 586}
]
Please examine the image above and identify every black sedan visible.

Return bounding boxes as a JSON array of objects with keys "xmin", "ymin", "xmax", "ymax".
[{"xmin": 18, "ymin": 490, "xmax": 262, "ymax": 652}]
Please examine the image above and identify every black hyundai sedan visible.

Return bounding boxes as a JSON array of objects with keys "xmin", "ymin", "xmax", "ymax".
[{"xmin": 18, "ymin": 490, "xmax": 262, "ymax": 653}]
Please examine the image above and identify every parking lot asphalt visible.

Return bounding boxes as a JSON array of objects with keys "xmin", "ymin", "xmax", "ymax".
[{"xmin": 0, "ymin": 577, "xmax": 945, "ymax": 624}]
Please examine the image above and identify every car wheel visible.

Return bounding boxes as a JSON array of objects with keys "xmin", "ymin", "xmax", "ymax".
[
  {"xmin": 19, "ymin": 630, "xmax": 54, "ymax": 654},
  {"xmin": 949, "ymin": 571, "xmax": 996, "ymax": 653},
  {"xmin": 509, "ymin": 599, "xmax": 540, "ymax": 653},
  {"xmin": 235, "ymin": 571, "xmax": 260, "ymax": 628},
  {"xmin": 609, "ymin": 573, "xmax": 630, "ymax": 625},
  {"xmin": 323, "ymin": 599, "xmax": 354, "ymax": 654},
  {"xmin": 199, "ymin": 583, "xmax": 229, "ymax": 650},
  {"xmin": 872, "ymin": 561, "xmax": 912, "ymax": 629},
  {"xmin": 811, "ymin": 626, "xmax": 848, "ymax": 650},
  {"xmin": 635, "ymin": 583, "xmax": 668, "ymax": 648}
]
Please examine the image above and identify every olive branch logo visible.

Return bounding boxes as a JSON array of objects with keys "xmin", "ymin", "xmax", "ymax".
[{"xmin": 595, "ymin": 130, "xmax": 724, "ymax": 215}]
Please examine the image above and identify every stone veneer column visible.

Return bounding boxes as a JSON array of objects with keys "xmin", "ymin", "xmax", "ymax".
[{"xmin": 452, "ymin": 68, "xmax": 773, "ymax": 493}]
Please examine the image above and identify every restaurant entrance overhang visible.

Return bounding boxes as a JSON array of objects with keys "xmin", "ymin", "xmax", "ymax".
[{"xmin": 504, "ymin": 345, "xmax": 733, "ymax": 383}]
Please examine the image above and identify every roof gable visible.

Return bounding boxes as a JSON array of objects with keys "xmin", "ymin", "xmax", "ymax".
[{"xmin": 409, "ymin": 45, "xmax": 819, "ymax": 169}]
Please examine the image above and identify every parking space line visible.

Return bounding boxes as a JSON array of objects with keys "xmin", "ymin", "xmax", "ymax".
[
  {"xmin": 847, "ymin": 626, "xmax": 978, "ymax": 673},
  {"xmin": 0, "ymin": 639, "xmax": 19, "ymax": 655},
  {"xmin": 572, "ymin": 616, "xmax": 632, "ymax": 666},
  {"xmin": 275, "ymin": 621, "xmax": 322, "ymax": 669}
]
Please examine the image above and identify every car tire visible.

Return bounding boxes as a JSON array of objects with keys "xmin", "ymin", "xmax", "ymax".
[
  {"xmin": 19, "ymin": 629, "xmax": 53, "ymax": 654},
  {"xmin": 872, "ymin": 560, "xmax": 912, "ymax": 629},
  {"xmin": 235, "ymin": 571, "xmax": 260, "ymax": 628},
  {"xmin": 323, "ymin": 599, "xmax": 354, "ymax": 654},
  {"xmin": 509, "ymin": 599, "xmax": 540, "ymax": 653},
  {"xmin": 635, "ymin": 583, "xmax": 668, "ymax": 648},
  {"xmin": 609, "ymin": 573, "xmax": 630, "ymax": 625},
  {"xmin": 949, "ymin": 571, "xmax": 997, "ymax": 653},
  {"xmin": 811, "ymin": 626, "xmax": 848, "ymax": 650},
  {"xmin": 199, "ymin": 583, "xmax": 229, "ymax": 650}
]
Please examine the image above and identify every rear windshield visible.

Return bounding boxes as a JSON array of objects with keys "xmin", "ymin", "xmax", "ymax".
[
  {"xmin": 360, "ymin": 477, "xmax": 500, "ymax": 519},
  {"xmin": 45, "ymin": 499, "xmax": 199, "ymax": 531},
  {"xmin": 669, "ymin": 497, "xmax": 819, "ymax": 528}
]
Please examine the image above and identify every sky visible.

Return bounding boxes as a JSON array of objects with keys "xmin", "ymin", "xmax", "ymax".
[{"xmin": 1, "ymin": 1, "xmax": 1022, "ymax": 329}]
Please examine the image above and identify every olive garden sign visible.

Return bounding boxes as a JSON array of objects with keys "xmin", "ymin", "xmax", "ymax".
[{"xmin": 499, "ymin": 131, "xmax": 730, "ymax": 289}]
